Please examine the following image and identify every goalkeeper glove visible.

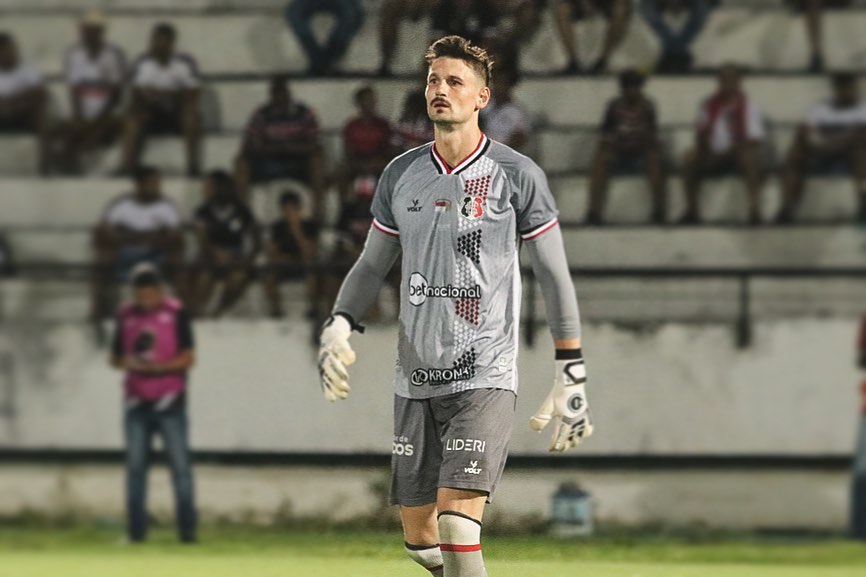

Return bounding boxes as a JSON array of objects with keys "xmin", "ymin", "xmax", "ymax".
[
  {"xmin": 529, "ymin": 349, "xmax": 594, "ymax": 452},
  {"xmin": 318, "ymin": 313, "xmax": 360, "ymax": 402}
]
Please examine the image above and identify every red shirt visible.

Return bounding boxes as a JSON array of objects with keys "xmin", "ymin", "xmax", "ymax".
[{"xmin": 343, "ymin": 116, "xmax": 392, "ymax": 159}]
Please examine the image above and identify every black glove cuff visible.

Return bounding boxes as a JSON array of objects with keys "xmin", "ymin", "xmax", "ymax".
[
  {"xmin": 555, "ymin": 348, "xmax": 582, "ymax": 361},
  {"xmin": 333, "ymin": 311, "xmax": 366, "ymax": 334}
]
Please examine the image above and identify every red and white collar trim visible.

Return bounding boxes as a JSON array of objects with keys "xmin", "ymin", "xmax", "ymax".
[{"xmin": 430, "ymin": 133, "xmax": 489, "ymax": 175}]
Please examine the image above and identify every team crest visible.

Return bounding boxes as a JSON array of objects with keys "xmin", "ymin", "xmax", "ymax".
[{"xmin": 460, "ymin": 195, "xmax": 485, "ymax": 221}]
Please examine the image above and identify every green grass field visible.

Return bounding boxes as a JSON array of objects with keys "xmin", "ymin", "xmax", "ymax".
[{"xmin": 2, "ymin": 526, "xmax": 865, "ymax": 577}]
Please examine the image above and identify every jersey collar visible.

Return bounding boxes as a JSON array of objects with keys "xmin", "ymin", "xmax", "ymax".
[{"xmin": 430, "ymin": 133, "xmax": 490, "ymax": 175}]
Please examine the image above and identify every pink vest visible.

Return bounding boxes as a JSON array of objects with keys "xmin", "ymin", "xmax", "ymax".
[{"xmin": 119, "ymin": 297, "xmax": 187, "ymax": 402}]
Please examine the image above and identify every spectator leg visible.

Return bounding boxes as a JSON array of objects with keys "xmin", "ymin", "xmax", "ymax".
[
  {"xmin": 594, "ymin": 0, "xmax": 633, "ymax": 73},
  {"xmin": 32, "ymin": 91, "xmax": 50, "ymax": 176},
  {"xmin": 234, "ymin": 155, "xmax": 253, "ymax": 202},
  {"xmin": 160, "ymin": 231, "xmax": 188, "ymax": 303},
  {"xmin": 587, "ymin": 140, "xmax": 613, "ymax": 224},
  {"xmin": 190, "ymin": 265, "xmax": 216, "ymax": 317},
  {"xmin": 89, "ymin": 226, "xmax": 115, "ymax": 320},
  {"xmin": 679, "ymin": 148, "xmax": 703, "ymax": 223},
  {"xmin": 776, "ymin": 126, "xmax": 809, "ymax": 223},
  {"xmin": 851, "ymin": 417, "xmax": 866, "ymax": 540},
  {"xmin": 553, "ymin": 1, "xmax": 579, "ymax": 71},
  {"xmin": 645, "ymin": 144, "xmax": 667, "ymax": 223},
  {"xmin": 263, "ymin": 265, "xmax": 285, "ymax": 317},
  {"xmin": 308, "ymin": 148, "xmax": 328, "ymax": 222},
  {"xmin": 736, "ymin": 141, "xmax": 764, "ymax": 224},
  {"xmin": 213, "ymin": 268, "xmax": 252, "ymax": 317},
  {"xmin": 286, "ymin": 0, "xmax": 327, "ymax": 73},
  {"xmin": 639, "ymin": 0, "xmax": 677, "ymax": 50},
  {"xmin": 325, "ymin": 0, "xmax": 365, "ymax": 69},
  {"xmin": 805, "ymin": 0, "xmax": 824, "ymax": 71},
  {"xmin": 180, "ymin": 98, "xmax": 201, "ymax": 177},
  {"xmin": 378, "ymin": 0, "xmax": 404, "ymax": 75},
  {"xmin": 157, "ymin": 408, "xmax": 197, "ymax": 543},
  {"xmin": 124, "ymin": 407, "xmax": 154, "ymax": 543},
  {"xmin": 853, "ymin": 128, "xmax": 866, "ymax": 222},
  {"xmin": 117, "ymin": 102, "xmax": 148, "ymax": 174},
  {"xmin": 678, "ymin": 0, "xmax": 711, "ymax": 48}
]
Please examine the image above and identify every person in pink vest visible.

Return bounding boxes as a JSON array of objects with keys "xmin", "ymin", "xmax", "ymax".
[{"xmin": 110, "ymin": 263, "xmax": 197, "ymax": 543}]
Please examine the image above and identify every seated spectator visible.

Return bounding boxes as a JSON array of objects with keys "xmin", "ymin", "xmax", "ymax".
[
  {"xmin": 378, "ymin": 0, "xmax": 432, "ymax": 77},
  {"xmin": 91, "ymin": 166, "xmax": 185, "ymax": 321},
  {"xmin": 0, "ymin": 32, "xmax": 48, "ymax": 174},
  {"xmin": 480, "ymin": 67, "xmax": 529, "ymax": 151},
  {"xmin": 263, "ymin": 191, "xmax": 319, "ymax": 319},
  {"xmin": 679, "ymin": 64, "xmax": 765, "ymax": 225},
  {"xmin": 554, "ymin": 0, "xmax": 633, "ymax": 75},
  {"xmin": 55, "ymin": 11, "xmax": 126, "ymax": 174},
  {"xmin": 640, "ymin": 0, "xmax": 711, "ymax": 74},
  {"xmin": 338, "ymin": 85, "xmax": 395, "ymax": 202},
  {"xmin": 431, "ymin": 0, "xmax": 499, "ymax": 48},
  {"xmin": 191, "ymin": 171, "xmax": 261, "ymax": 318},
  {"xmin": 587, "ymin": 69, "xmax": 666, "ymax": 225},
  {"xmin": 117, "ymin": 23, "xmax": 201, "ymax": 177},
  {"xmin": 786, "ymin": 0, "xmax": 853, "ymax": 72},
  {"xmin": 394, "ymin": 88, "xmax": 434, "ymax": 151},
  {"xmin": 235, "ymin": 75, "xmax": 326, "ymax": 220},
  {"xmin": 776, "ymin": 73, "xmax": 866, "ymax": 224},
  {"xmin": 285, "ymin": 0, "xmax": 363, "ymax": 76},
  {"xmin": 0, "ymin": 230, "xmax": 14, "ymax": 277}
]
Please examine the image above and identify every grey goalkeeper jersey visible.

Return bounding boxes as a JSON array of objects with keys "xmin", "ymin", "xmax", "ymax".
[{"xmin": 369, "ymin": 134, "xmax": 562, "ymax": 400}]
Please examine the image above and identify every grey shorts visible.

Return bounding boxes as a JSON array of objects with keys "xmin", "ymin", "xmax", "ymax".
[{"xmin": 390, "ymin": 388, "xmax": 517, "ymax": 507}]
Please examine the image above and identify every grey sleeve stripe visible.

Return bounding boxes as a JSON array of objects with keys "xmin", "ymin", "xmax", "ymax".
[
  {"xmin": 332, "ymin": 226, "xmax": 402, "ymax": 322},
  {"xmin": 524, "ymin": 224, "xmax": 581, "ymax": 341}
]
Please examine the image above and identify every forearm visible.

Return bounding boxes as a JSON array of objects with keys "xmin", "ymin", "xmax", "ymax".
[
  {"xmin": 332, "ymin": 227, "xmax": 401, "ymax": 324},
  {"xmin": 525, "ymin": 225, "xmax": 582, "ymax": 344}
]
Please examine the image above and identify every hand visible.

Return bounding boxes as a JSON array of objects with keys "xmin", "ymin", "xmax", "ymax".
[
  {"xmin": 530, "ymin": 353, "xmax": 594, "ymax": 452},
  {"xmin": 318, "ymin": 314, "xmax": 356, "ymax": 402}
]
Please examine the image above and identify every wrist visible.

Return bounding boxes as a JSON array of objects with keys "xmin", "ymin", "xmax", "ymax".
[{"xmin": 333, "ymin": 311, "xmax": 365, "ymax": 334}]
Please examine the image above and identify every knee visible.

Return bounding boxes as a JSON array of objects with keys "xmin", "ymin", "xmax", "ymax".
[{"xmin": 438, "ymin": 510, "xmax": 483, "ymax": 547}]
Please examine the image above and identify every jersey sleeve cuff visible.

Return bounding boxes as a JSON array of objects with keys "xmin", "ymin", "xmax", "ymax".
[
  {"xmin": 520, "ymin": 218, "xmax": 559, "ymax": 241},
  {"xmin": 372, "ymin": 218, "xmax": 400, "ymax": 238}
]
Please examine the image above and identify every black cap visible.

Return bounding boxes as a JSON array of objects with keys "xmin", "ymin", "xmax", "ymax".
[{"xmin": 129, "ymin": 263, "xmax": 163, "ymax": 287}]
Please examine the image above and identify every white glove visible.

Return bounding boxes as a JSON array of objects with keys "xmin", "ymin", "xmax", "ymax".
[
  {"xmin": 318, "ymin": 314, "xmax": 357, "ymax": 402},
  {"xmin": 530, "ymin": 352, "xmax": 594, "ymax": 452}
]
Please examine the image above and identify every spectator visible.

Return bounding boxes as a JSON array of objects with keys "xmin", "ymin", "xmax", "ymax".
[
  {"xmin": 640, "ymin": 0, "xmax": 711, "ymax": 74},
  {"xmin": 338, "ymin": 85, "xmax": 395, "ymax": 202},
  {"xmin": 190, "ymin": 171, "xmax": 261, "ymax": 318},
  {"xmin": 110, "ymin": 263, "xmax": 196, "ymax": 544},
  {"xmin": 431, "ymin": 0, "xmax": 499, "ymax": 47},
  {"xmin": 0, "ymin": 231, "xmax": 13, "ymax": 277},
  {"xmin": 285, "ymin": 0, "xmax": 363, "ymax": 76},
  {"xmin": 679, "ymin": 64, "xmax": 765, "ymax": 225},
  {"xmin": 235, "ymin": 75, "xmax": 326, "ymax": 220},
  {"xmin": 554, "ymin": 0, "xmax": 633, "ymax": 75},
  {"xmin": 394, "ymin": 88, "xmax": 434, "ymax": 151},
  {"xmin": 378, "ymin": 0, "xmax": 432, "ymax": 77},
  {"xmin": 263, "ymin": 190, "xmax": 319, "ymax": 319},
  {"xmin": 480, "ymin": 67, "xmax": 530, "ymax": 151},
  {"xmin": 851, "ymin": 313, "xmax": 866, "ymax": 540},
  {"xmin": 322, "ymin": 197, "xmax": 375, "ymax": 316},
  {"xmin": 56, "ymin": 11, "xmax": 126, "ymax": 174},
  {"xmin": 587, "ymin": 69, "xmax": 666, "ymax": 225},
  {"xmin": 776, "ymin": 72, "xmax": 866, "ymax": 224},
  {"xmin": 786, "ymin": 0, "xmax": 853, "ymax": 72},
  {"xmin": 0, "ymin": 32, "xmax": 49, "ymax": 174},
  {"xmin": 117, "ymin": 23, "xmax": 201, "ymax": 177},
  {"xmin": 91, "ymin": 166, "xmax": 184, "ymax": 321}
]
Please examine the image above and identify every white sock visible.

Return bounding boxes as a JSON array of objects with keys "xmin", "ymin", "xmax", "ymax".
[
  {"xmin": 438, "ymin": 511, "xmax": 487, "ymax": 577},
  {"xmin": 405, "ymin": 542, "xmax": 444, "ymax": 576}
]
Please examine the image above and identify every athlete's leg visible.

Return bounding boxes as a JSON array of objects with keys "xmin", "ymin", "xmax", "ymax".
[
  {"xmin": 401, "ymin": 503, "xmax": 443, "ymax": 576},
  {"xmin": 437, "ymin": 488, "xmax": 488, "ymax": 577}
]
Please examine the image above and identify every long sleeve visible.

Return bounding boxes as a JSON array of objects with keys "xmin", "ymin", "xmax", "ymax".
[
  {"xmin": 332, "ymin": 226, "xmax": 402, "ymax": 323},
  {"xmin": 524, "ymin": 224, "xmax": 581, "ymax": 341}
]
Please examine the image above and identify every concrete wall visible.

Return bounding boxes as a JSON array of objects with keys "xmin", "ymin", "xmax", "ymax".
[{"xmin": 0, "ymin": 318, "xmax": 862, "ymax": 456}]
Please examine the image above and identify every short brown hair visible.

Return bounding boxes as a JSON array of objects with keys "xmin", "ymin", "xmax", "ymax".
[{"xmin": 425, "ymin": 35, "xmax": 494, "ymax": 86}]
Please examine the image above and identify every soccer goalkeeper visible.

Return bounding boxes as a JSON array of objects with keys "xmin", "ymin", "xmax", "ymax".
[{"xmin": 318, "ymin": 35, "xmax": 593, "ymax": 577}]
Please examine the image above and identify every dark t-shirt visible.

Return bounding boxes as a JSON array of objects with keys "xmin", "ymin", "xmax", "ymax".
[
  {"xmin": 270, "ymin": 219, "xmax": 318, "ymax": 258},
  {"xmin": 600, "ymin": 95, "xmax": 658, "ymax": 150},
  {"xmin": 430, "ymin": 0, "xmax": 499, "ymax": 42},
  {"xmin": 244, "ymin": 101, "xmax": 320, "ymax": 149},
  {"xmin": 111, "ymin": 307, "xmax": 194, "ymax": 358},
  {"xmin": 195, "ymin": 201, "xmax": 257, "ymax": 251}
]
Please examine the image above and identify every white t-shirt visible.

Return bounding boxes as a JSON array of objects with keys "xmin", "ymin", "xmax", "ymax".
[
  {"xmin": 806, "ymin": 98, "xmax": 866, "ymax": 144},
  {"xmin": 64, "ymin": 44, "xmax": 127, "ymax": 120},
  {"xmin": 481, "ymin": 98, "xmax": 529, "ymax": 146},
  {"xmin": 0, "ymin": 62, "xmax": 43, "ymax": 98},
  {"xmin": 697, "ymin": 96, "xmax": 765, "ymax": 154},
  {"xmin": 103, "ymin": 195, "xmax": 182, "ymax": 232},
  {"xmin": 131, "ymin": 53, "xmax": 200, "ymax": 92}
]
